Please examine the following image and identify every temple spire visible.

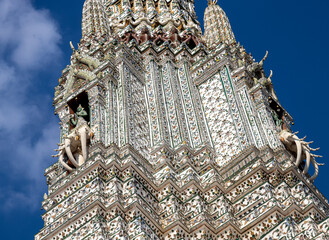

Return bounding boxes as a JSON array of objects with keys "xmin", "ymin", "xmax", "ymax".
[
  {"xmin": 203, "ymin": 0, "xmax": 235, "ymax": 47},
  {"xmin": 82, "ymin": 0, "xmax": 109, "ymax": 38},
  {"xmin": 37, "ymin": 1, "xmax": 329, "ymax": 240}
]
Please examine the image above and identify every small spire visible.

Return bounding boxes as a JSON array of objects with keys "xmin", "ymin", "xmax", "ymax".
[
  {"xmin": 208, "ymin": 0, "xmax": 217, "ymax": 6},
  {"xmin": 204, "ymin": 0, "xmax": 236, "ymax": 47}
]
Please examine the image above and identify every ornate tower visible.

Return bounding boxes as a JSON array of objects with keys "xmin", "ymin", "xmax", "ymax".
[
  {"xmin": 204, "ymin": 0, "xmax": 235, "ymax": 47},
  {"xmin": 36, "ymin": 1, "xmax": 329, "ymax": 239},
  {"xmin": 82, "ymin": 0, "xmax": 110, "ymax": 37}
]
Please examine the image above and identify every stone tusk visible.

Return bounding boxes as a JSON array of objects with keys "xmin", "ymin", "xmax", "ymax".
[
  {"xmin": 79, "ymin": 127, "xmax": 88, "ymax": 164},
  {"xmin": 295, "ymin": 139, "xmax": 303, "ymax": 167},
  {"xmin": 64, "ymin": 138, "xmax": 79, "ymax": 168},
  {"xmin": 309, "ymin": 157, "xmax": 319, "ymax": 181},
  {"xmin": 303, "ymin": 150, "xmax": 311, "ymax": 175},
  {"xmin": 59, "ymin": 153, "xmax": 73, "ymax": 172}
]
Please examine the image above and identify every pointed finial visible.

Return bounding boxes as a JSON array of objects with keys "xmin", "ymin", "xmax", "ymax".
[{"xmin": 208, "ymin": 0, "xmax": 217, "ymax": 5}]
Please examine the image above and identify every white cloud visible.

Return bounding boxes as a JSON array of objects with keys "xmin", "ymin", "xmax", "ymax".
[
  {"xmin": 0, "ymin": 0, "xmax": 62, "ymax": 211},
  {"xmin": 0, "ymin": 62, "xmax": 15, "ymax": 90},
  {"xmin": 0, "ymin": 0, "xmax": 61, "ymax": 70},
  {"xmin": 14, "ymin": 122, "xmax": 60, "ymax": 181},
  {"xmin": 0, "ymin": 189, "xmax": 38, "ymax": 211}
]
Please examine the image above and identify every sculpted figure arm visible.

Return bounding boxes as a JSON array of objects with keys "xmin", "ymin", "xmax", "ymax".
[
  {"xmin": 70, "ymin": 114, "xmax": 78, "ymax": 127},
  {"xmin": 59, "ymin": 150, "xmax": 74, "ymax": 171}
]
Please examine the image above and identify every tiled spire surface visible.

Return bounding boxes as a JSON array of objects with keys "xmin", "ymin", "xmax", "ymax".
[
  {"xmin": 204, "ymin": 0, "xmax": 235, "ymax": 47},
  {"xmin": 82, "ymin": 0, "xmax": 109, "ymax": 37},
  {"xmin": 84, "ymin": 0, "xmax": 203, "ymax": 39}
]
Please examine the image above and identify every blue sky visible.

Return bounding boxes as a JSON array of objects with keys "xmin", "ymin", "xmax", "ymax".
[{"xmin": 0, "ymin": 0, "xmax": 328, "ymax": 238}]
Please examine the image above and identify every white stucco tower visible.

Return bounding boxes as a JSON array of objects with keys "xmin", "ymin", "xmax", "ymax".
[{"xmin": 36, "ymin": 1, "xmax": 329, "ymax": 239}]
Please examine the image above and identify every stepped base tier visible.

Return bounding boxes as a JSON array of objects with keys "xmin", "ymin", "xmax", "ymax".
[{"xmin": 36, "ymin": 0, "xmax": 328, "ymax": 239}]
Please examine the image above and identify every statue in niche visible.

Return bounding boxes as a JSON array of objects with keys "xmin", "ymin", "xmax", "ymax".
[
  {"xmin": 54, "ymin": 104, "xmax": 96, "ymax": 172},
  {"xmin": 139, "ymin": 26, "xmax": 152, "ymax": 43},
  {"xmin": 70, "ymin": 104, "xmax": 88, "ymax": 127},
  {"xmin": 122, "ymin": 27, "xmax": 140, "ymax": 44},
  {"xmin": 271, "ymin": 110, "xmax": 283, "ymax": 129},
  {"xmin": 169, "ymin": 27, "xmax": 182, "ymax": 48}
]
